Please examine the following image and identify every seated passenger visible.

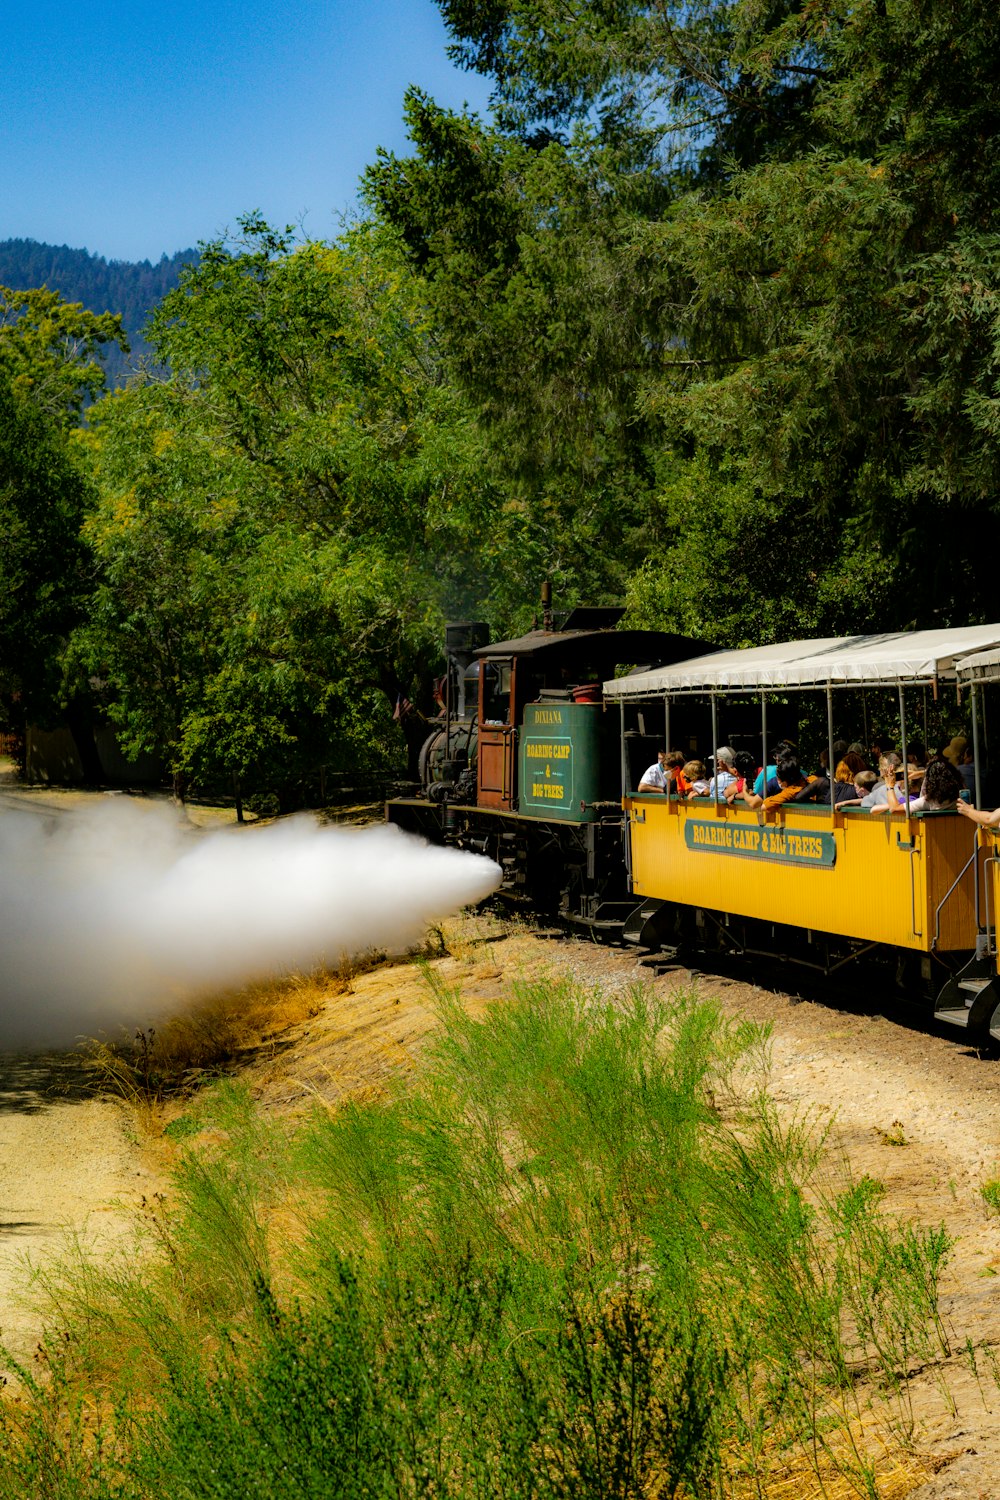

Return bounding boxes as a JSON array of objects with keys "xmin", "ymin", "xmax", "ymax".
[
  {"xmin": 839, "ymin": 769, "xmax": 878, "ymax": 807},
  {"xmin": 707, "ymin": 746, "xmax": 738, "ymax": 799},
  {"xmin": 725, "ymin": 750, "xmax": 758, "ymax": 803},
  {"xmin": 942, "ymin": 735, "xmax": 968, "ymax": 769},
  {"xmin": 957, "ymin": 745, "xmax": 977, "ymax": 794},
  {"xmin": 789, "ymin": 773, "xmax": 857, "ymax": 806},
  {"xmin": 861, "ymin": 752, "xmax": 903, "ymax": 808},
  {"xmin": 683, "ymin": 759, "xmax": 710, "ymax": 796},
  {"xmin": 834, "ymin": 750, "xmax": 868, "ymax": 784},
  {"xmin": 902, "ymin": 757, "xmax": 964, "ymax": 812},
  {"xmin": 819, "ymin": 739, "xmax": 849, "ymax": 777},
  {"xmin": 872, "ymin": 754, "xmax": 959, "ymax": 814},
  {"xmin": 762, "ymin": 753, "xmax": 818, "ymax": 809},
  {"xmin": 638, "ymin": 750, "xmax": 669, "ymax": 793},
  {"xmin": 741, "ymin": 740, "xmax": 797, "ymax": 807},
  {"xmin": 665, "ymin": 750, "xmax": 689, "ymax": 795}
]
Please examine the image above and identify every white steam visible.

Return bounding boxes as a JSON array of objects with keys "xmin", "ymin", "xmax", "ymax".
[{"xmin": 0, "ymin": 801, "xmax": 502, "ymax": 1050}]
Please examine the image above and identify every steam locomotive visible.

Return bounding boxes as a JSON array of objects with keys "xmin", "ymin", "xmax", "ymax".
[{"xmin": 386, "ymin": 609, "xmax": 710, "ymax": 936}]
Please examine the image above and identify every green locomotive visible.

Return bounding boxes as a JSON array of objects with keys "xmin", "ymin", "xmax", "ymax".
[{"xmin": 386, "ymin": 609, "xmax": 708, "ymax": 934}]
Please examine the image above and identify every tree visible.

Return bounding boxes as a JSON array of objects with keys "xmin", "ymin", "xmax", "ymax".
[
  {"xmin": 0, "ymin": 372, "xmax": 93, "ymax": 733},
  {"xmin": 0, "ymin": 285, "xmax": 128, "ymax": 427},
  {"xmin": 77, "ymin": 220, "xmax": 502, "ymax": 799},
  {"xmin": 367, "ymin": 0, "xmax": 1000, "ymax": 636}
]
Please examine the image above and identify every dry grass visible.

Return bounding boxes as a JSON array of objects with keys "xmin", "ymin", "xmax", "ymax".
[
  {"xmin": 89, "ymin": 969, "xmax": 340, "ymax": 1111},
  {"xmin": 727, "ymin": 1411, "xmax": 946, "ymax": 1499},
  {"xmin": 88, "ymin": 937, "xmax": 450, "ymax": 1122}
]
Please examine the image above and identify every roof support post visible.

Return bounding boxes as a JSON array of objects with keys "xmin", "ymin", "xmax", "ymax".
[
  {"xmin": 972, "ymin": 682, "xmax": 983, "ymax": 811},
  {"xmin": 620, "ymin": 700, "xmax": 628, "ymax": 801},
  {"xmin": 898, "ymin": 682, "xmax": 911, "ymax": 837},
  {"xmin": 761, "ymin": 692, "xmax": 768, "ymax": 807},
  {"xmin": 826, "ymin": 685, "xmax": 836, "ymax": 819},
  {"xmin": 664, "ymin": 693, "xmax": 670, "ymax": 765},
  {"xmin": 711, "ymin": 690, "xmax": 719, "ymax": 807}
]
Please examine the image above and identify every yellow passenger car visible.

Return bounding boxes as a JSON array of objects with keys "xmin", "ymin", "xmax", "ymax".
[{"xmin": 603, "ymin": 627, "xmax": 1000, "ymax": 1039}]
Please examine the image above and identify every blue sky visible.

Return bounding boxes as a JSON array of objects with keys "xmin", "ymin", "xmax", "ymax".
[{"xmin": 2, "ymin": 0, "xmax": 492, "ymax": 263}]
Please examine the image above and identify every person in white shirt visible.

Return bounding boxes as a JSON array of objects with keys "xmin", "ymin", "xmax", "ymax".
[
  {"xmin": 638, "ymin": 750, "xmax": 669, "ymax": 792},
  {"xmin": 707, "ymin": 746, "xmax": 738, "ymax": 800}
]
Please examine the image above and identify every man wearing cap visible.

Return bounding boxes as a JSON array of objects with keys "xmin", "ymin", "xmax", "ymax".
[{"xmin": 708, "ymin": 746, "xmax": 738, "ymax": 800}]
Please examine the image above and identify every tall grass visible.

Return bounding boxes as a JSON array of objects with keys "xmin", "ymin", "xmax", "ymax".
[{"xmin": 0, "ymin": 977, "xmax": 951, "ymax": 1498}]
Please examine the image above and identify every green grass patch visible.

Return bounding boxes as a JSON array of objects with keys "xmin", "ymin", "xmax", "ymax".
[{"xmin": 0, "ymin": 978, "xmax": 953, "ymax": 1498}]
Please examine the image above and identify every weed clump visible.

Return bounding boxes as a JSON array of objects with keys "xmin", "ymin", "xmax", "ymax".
[{"xmin": 0, "ymin": 978, "xmax": 952, "ymax": 1498}]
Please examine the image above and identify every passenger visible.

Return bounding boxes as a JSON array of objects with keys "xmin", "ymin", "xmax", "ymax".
[
  {"xmin": 819, "ymin": 738, "xmax": 849, "ymax": 777},
  {"xmin": 957, "ymin": 795, "xmax": 1000, "ymax": 827},
  {"xmin": 683, "ymin": 759, "xmax": 710, "ymax": 797},
  {"xmin": 827, "ymin": 770, "xmax": 879, "ymax": 809},
  {"xmin": 942, "ymin": 735, "xmax": 967, "ymax": 766},
  {"xmin": 725, "ymin": 750, "xmax": 758, "ymax": 804},
  {"xmin": 871, "ymin": 753, "xmax": 944, "ymax": 814},
  {"xmin": 638, "ymin": 750, "xmax": 669, "ymax": 793},
  {"xmin": 853, "ymin": 770, "xmax": 878, "ymax": 801},
  {"xmin": 665, "ymin": 750, "xmax": 689, "ymax": 795},
  {"xmin": 791, "ymin": 772, "xmax": 858, "ymax": 806},
  {"xmin": 957, "ymin": 745, "xmax": 977, "ymax": 795},
  {"xmin": 861, "ymin": 752, "xmax": 903, "ymax": 808},
  {"xmin": 707, "ymin": 746, "xmax": 738, "ymax": 800},
  {"xmin": 847, "ymin": 742, "xmax": 869, "ymax": 765},
  {"xmin": 762, "ymin": 753, "xmax": 818, "ymax": 809},
  {"xmin": 747, "ymin": 739, "xmax": 796, "ymax": 802},
  {"xmin": 833, "ymin": 750, "xmax": 867, "ymax": 784},
  {"xmin": 904, "ymin": 757, "xmax": 965, "ymax": 812}
]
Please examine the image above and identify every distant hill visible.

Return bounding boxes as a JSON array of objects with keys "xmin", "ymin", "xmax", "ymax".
[{"xmin": 0, "ymin": 238, "xmax": 198, "ymax": 388}]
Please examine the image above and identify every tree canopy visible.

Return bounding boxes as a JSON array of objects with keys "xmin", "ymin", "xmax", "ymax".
[
  {"xmin": 11, "ymin": 0, "xmax": 1000, "ymax": 796},
  {"xmin": 368, "ymin": 0, "xmax": 1000, "ymax": 637}
]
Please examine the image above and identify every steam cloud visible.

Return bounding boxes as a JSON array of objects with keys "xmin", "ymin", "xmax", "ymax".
[{"xmin": 0, "ymin": 801, "xmax": 502, "ymax": 1051}]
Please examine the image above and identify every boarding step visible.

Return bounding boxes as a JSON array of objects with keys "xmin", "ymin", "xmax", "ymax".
[
  {"xmin": 621, "ymin": 898, "xmax": 674, "ymax": 951},
  {"xmin": 935, "ymin": 952, "xmax": 1000, "ymax": 1035}
]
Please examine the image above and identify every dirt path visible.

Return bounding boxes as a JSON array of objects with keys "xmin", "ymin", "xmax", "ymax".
[{"xmin": 0, "ymin": 1053, "xmax": 153, "ymax": 1374}]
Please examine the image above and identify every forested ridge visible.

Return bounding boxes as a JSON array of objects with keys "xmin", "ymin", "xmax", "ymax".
[
  {"xmin": 0, "ymin": 239, "xmax": 196, "ymax": 387},
  {"xmin": 2, "ymin": 0, "xmax": 998, "ymax": 804},
  {"xmin": 0, "ymin": 240, "xmax": 196, "ymax": 338}
]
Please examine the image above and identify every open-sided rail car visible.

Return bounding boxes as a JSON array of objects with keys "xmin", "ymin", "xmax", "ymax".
[{"xmin": 603, "ymin": 626, "xmax": 1000, "ymax": 1040}]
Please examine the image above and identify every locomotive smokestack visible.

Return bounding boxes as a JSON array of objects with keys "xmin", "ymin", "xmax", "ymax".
[{"xmin": 541, "ymin": 578, "xmax": 554, "ymax": 633}]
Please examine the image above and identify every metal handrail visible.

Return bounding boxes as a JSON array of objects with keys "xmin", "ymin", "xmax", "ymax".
[
  {"xmin": 931, "ymin": 830, "xmax": 981, "ymax": 951},
  {"xmin": 983, "ymin": 853, "xmax": 999, "ymax": 959}
]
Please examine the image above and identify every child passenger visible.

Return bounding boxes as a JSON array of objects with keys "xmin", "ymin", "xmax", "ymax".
[
  {"xmin": 683, "ymin": 760, "xmax": 710, "ymax": 796},
  {"xmin": 725, "ymin": 750, "xmax": 759, "ymax": 803}
]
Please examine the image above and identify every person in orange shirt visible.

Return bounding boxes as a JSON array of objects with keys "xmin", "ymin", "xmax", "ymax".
[
  {"xmin": 762, "ymin": 753, "xmax": 819, "ymax": 809},
  {"xmin": 665, "ymin": 750, "xmax": 690, "ymax": 795}
]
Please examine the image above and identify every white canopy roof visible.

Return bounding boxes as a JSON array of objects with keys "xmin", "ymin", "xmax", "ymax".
[
  {"xmin": 605, "ymin": 625, "xmax": 1000, "ymax": 699},
  {"xmin": 955, "ymin": 646, "xmax": 1000, "ymax": 684}
]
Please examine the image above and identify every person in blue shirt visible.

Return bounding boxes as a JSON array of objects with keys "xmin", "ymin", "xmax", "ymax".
[{"xmin": 749, "ymin": 740, "xmax": 796, "ymax": 800}]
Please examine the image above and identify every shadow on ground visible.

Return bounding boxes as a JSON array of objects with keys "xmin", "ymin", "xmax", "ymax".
[{"xmin": 0, "ymin": 1052, "xmax": 100, "ymax": 1115}]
